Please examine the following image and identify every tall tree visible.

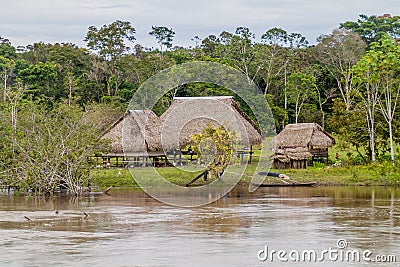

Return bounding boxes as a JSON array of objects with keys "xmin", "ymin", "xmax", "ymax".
[
  {"xmin": 352, "ymin": 35, "xmax": 400, "ymax": 163},
  {"xmin": 84, "ymin": 20, "xmax": 136, "ymax": 96},
  {"xmin": 0, "ymin": 36, "xmax": 16, "ymax": 59},
  {"xmin": 149, "ymin": 26, "xmax": 175, "ymax": 57},
  {"xmin": 22, "ymin": 42, "xmax": 51, "ymax": 64},
  {"xmin": 312, "ymin": 65, "xmax": 337, "ymax": 129},
  {"xmin": 367, "ymin": 35, "xmax": 400, "ymax": 163},
  {"xmin": 221, "ymin": 27, "xmax": 260, "ymax": 83},
  {"xmin": 286, "ymin": 72, "xmax": 317, "ymax": 123},
  {"xmin": 329, "ymin": 100, "xmax": 370, "ymax": 163},
  {"xmin": 201, "ymin": 35, "xmax": 221, "ymax": 58},
  {"xmin": 0, "ymin": 56, "xmax": 15, "ymax": 102},
  {"xmin": 18, "ymin": 62, "xmax": 58, "ymax": 99},
  {"xmin": 260, "ymin": 27, "xmax": 308, "ymax": 112},
  {"xmin": 84, "ymin": 20, "xmax": 136, "ymax": 61},
  {"xmin": 260, "ymin": 28, "xmax": 288, "ymax": 96},
  {"xmin": 287, "ymin": 33, "xmax": 309, "ymax": 48},
  {"xmin": 341, "ymin": 14, "xmax": 400, "ymax": 45},
  {"xmin": 352, "ymin": 47, "xmax": 381, "ymax": 162},
  {"xmin": 315, "ymin": 29, "xmax": 366, "ymax": 110}
]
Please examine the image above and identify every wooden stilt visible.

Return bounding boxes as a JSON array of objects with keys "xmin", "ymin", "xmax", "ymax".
[{"xmin": 249, "ymin": 145, "xmax": 253, "ymax": 164}]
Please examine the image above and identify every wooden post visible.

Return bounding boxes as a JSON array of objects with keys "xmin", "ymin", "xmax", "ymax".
[{"xmin": 173, "ymin": 150, "xmax": 177, "ymax": 165}]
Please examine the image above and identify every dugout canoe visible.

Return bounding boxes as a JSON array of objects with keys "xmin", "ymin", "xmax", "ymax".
[{"xmin": 252, "ymin": 182, "xmax": 317, "ymax": 187}]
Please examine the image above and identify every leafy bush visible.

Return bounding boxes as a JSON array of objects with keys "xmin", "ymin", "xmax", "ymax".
[
  {"xmin": 311, "ymin": 161, "xmax": 326, "ymax": 169},
  {"xmin": 1, "ymin": 102, "xmax": 110, "ymax": 195}
]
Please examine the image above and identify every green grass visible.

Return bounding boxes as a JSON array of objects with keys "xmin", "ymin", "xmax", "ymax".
[
  {"xmin": 276, "ymin": 165, "xmax": 400, "ymax": 186},
  {"xmin": 91, "ymin": 169, "xmax": 138, "ymax": 188},
  {"xmin": 91, "ymin": 161, "xmax": 400, "ymax": 189},
  {"xmin": 91, "ymin": 166, "xmax": 208, "ymax": 189},
  {"xmin": 90, "ymin": 139, "xmax": 400, "ymax": 189}
]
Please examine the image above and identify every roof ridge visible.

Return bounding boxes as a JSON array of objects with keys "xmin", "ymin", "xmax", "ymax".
[{"xmin": 173, "ymin": 96, "xmax": 233, "ymax": 100}]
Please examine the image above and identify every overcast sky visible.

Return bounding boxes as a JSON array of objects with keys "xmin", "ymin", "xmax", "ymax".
[{"xmin": 1, "ymin": 0, "xmax": 400, "ymax": 49}]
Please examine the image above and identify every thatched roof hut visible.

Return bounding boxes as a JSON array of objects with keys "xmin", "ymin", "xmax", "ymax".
[
  {"xmin": 272, "ymin": 123, "xmax": 335, "ymax": 149},
  {"xmin": 100, "ymin": 96, "xmax": 263, "ymax": 156},
  {"xmin": 100, "ymin": 109, "xmax": 161, "ymax": 154},
  {"xmin": 270, "ymin": 123, "xmax": 335, "ymax": 169},
  {"xmin": 159, "ymin": 96, "xmax": 262, "ymax": 150}
]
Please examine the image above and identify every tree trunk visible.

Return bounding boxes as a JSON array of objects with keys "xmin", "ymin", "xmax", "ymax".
[
  {"xmin": 344, "ymin": 81, "xmax": 351, "ymax": 110},
  {"xmin": 316, "ymin": 86, "xmax": 325, "ymax": 129},
  {"xmin": 284, "ymin": 66, "xmax": 287, "ymax": 110},
  {"xmin": 3, "ymin": 72, "xmax": 7, "ymax": 103},
  {"xmin": 363, "ymin": 83, "xmax": 378, "ymax": 163},
  {"xmin": 370, "ymin": 131, "xmax": 376, "ymax": 162},
  {"xmin": 295, "ymin": 92, "xmax": 301, "ymax": 124},
  {"xmin": 68, "ymin": 85, "xmax": 72, "ymax": 106},
  {"xmin": 11, "ymin": 101, "xmax": 17, "ymax": 155},
  {"xmin": 369, "ymin": 112, "xmax": 376, "ymax": 162},
  {"xmin": 321, "ymin": 109, "xmax": 325, "ymax": 129},
  {"xmin": 389, "ymin": 120, "xmax": 395, "ymax": 164}
]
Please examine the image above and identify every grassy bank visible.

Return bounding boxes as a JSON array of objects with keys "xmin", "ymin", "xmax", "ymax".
[
  {"xmin": 91, "ymin": 162, "xmax": 400, "ymax": 189},
  {"xmin": 90, "ymin": 141, "xmax": 400, "ymax": 189},
  {"xmin": 91, "ymin": 167, "xmax": 206, "ymax": 189},
  {"xmin": 275, "ymin": 163, "xmax": 400, "ymax": 186}
]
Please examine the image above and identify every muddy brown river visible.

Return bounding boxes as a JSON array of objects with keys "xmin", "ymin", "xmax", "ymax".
[{"xmin": 0, "ymin": 186, "xmax": 399, "ymax": 266}]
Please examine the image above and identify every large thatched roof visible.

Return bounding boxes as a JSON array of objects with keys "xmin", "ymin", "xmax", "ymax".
[
  {"xmin": 271, "ymin": 123, "xmax": 335, "ymax": 149},
  {"xmin": 101, "ymin": 96, "xmax": 263, "ymax": 153},
  {"xmin": 100, "ymin": 110, "xmax": 161, "ymax": 153},
  {"xmin": 159, "ymin": 96, "xmax": 262, "ymax": 150}
]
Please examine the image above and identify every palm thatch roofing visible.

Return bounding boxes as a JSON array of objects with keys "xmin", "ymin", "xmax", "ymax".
[
  {"xmin": 270, "ymin": 123, "xmax": 335, "ymax": 162},
  {"xmin": 100, "ymin": 96, "xmax": 263, "ymax": 154},
  {"xmin": 100, "ymin": 109, "xmax": 161, "ymax": 153},
  {"xmin": 159, "ymin": 96, "xmax": 262, "ymax": 150},
  {"xmin": 271, "ymin": 123, "xmax": 335, "ymax": 149},
  {"xmin": 271, "ymin": 147, "xmax": 313, "ymax": 162}
]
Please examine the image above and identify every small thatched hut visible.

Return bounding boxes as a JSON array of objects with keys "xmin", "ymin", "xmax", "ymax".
[
  {"xmin": 98, "ymin": 110, "xmax": 165, "ymax": 167},
  {"xmin": 270, "ymin": 123, "xmax": 335, "ymax": 169},
  {"xmin": 101, "ymin": 109, "xmax": 161, "ymax": 154}
]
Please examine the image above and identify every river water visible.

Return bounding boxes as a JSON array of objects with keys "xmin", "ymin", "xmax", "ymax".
[{"xmin": 0, "ymin": 186, "xmax": 399, "ymax": 267}]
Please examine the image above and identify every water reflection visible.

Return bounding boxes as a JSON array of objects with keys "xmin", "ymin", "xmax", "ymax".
[{"xmin": 0, "ymin": 186, "xmax": 399, "ymax": 266}]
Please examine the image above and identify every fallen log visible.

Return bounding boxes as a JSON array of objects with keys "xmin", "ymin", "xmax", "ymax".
[
  {"xmin": 186, "ymin": 170, "xmax": 208, "ymax": 187},
  {"xmin": 103, "ymin": 186, "xmax": 113, "ymax": 194}
]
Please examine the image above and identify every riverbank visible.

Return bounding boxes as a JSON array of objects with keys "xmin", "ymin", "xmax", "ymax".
[
  {"xmin": 90, "ymin": 136, "xmax": 400, "ymax": 189},
  {"xmin": 91, "ymin": 162, "xmax": 400, "ymax": 189}
]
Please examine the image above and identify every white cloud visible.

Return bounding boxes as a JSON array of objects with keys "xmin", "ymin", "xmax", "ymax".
[{"xmin": 1, "ymin": 0, "xmax": 399, "ymax": 48}]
